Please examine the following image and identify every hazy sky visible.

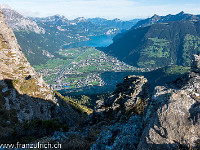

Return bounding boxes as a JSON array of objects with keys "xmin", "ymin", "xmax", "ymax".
[{"xmin": 1, "ymin": 0, "xmax": 200, "ymax": 20}]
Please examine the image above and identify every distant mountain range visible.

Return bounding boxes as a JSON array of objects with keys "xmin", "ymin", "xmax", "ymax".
[
  {"xmin": 132, "ymin": 11, "xmax": 200, "ymax": 29},
  {"xmin": 113, "ymin": 12, "xmax": 200, "ymax": 41},
  {"xmin": 31, "ymin": 16, "xmax": 138, "ymax": 36},
  {"xmin": 88, "ymin": 17, "xmax": 140, "ymax": 31},
  {"xmin": 1, "ymin": 5, "xmax": 139, "ymax": 65},
  {"xmin": 105, "ymin": 12, "xmax": 200, "ymax": 68},
  {"xmin": 0, "ymin": 5, "xmax": 45, "ymax": 34}
]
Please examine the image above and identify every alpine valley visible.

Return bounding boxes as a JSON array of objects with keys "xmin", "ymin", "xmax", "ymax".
[
  {"xmin": 0, "ymin": 4, "xmax": 200, "ymax": 150},
  {"xmin": 1, "ymin": 5, "xmax": 139, "ymax": 65}
]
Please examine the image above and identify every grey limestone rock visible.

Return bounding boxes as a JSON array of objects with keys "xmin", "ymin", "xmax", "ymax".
[
  {"xmin": 137, "ymin": 55, "xmax": 200, "ymax": 150},
  {"xmin": 95, "ymin": 75, "xmax": 150, "ymax": 117}
]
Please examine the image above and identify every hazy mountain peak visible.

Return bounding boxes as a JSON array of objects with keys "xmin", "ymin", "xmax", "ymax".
[
  {"xmin": 74, "ymin": 17, "xmax": 87, "ymax": 22},
  {"xmin": 150, "ymin": 14, "xmax": 161, "ymax": 20},
  {"xmin": 0, "ymin": 4, "xmax": 12, "ymax": 10},
  {"xmin": 45, "ymin": 14, "xmax": 68, "ymax": 23},
  {"xmin": 177, "ymin": 11, "xmax": 185, "ymax": 15},
  {"xmin": 152, "ymin": 14, "xmax": 159, "ymax": 17},
  {"xmin": 52, "ymin": 14, "xmax": 67, "ymax": 20}
]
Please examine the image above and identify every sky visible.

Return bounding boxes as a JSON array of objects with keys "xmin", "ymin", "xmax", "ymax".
[{"xmin": 1, "ymin": 0, "xmax": 200, "ymax": 20}]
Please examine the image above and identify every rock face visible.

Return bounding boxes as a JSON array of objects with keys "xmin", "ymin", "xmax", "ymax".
[
  {"xmin": 95, "ymin": 75, "xmax": 149, "ymax": 117},
  {"xmin": 137, "ymin": 59, "xmax": 200, "ymax": 149},
  {"xmin": 191, "ymin": 54, "xmax": 200, "ymax": 73},
  {"xmin": 89, "ymin": 75, "xmax": 150, "ymax": 149},
  {"xmin": 0, "ymin": 10, "xmax": 56, "ymax": 103},
  {"xmin": 0, "ymin": 11, "xmax": 82, "ymax": 140},
  {"xmin": 90, "ymin": 115, "xmax": 143, "ymax": 150},
  {"xmin": 0, "ymin": 5, "xmax": 45, "ymax": 34}
]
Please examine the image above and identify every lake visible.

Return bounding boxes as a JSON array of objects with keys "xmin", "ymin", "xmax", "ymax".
[{"xmin": 62, "ymin": 35, "xmax": 114, "ymax": 49}]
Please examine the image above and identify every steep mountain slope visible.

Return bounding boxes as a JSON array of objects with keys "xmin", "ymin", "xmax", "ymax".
[
  {"xmin": 0, "ymin": 11, "xmax": 88, "ymax": 142},
  {"xmin": 0, "ymin": 6, "xmax": 56, "ymax": 65},
  {"xmin": 105, "ymin": 19, "xmax": 200, "ymax": 68},
  {"xmin": 113, "ymin": 12, "xmax": 200, "ymax": 41},
  {"xmin": 0, "ymin": 11, "xmax": 53, "ymax": 100}
]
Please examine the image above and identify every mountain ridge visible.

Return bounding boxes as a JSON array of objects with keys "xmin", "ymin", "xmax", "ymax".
[
  {"xmin": 0, "ymin": 6, "xmax": 45, "ymax": 34},
  {"xmin": 105, "ymin": 13, "xmax": 200, "ymax": 68},
  {"xmin": 113, "ymin": 11, "xmax": 200, "ymax": 42},
  {"xmin": 132, "ymin": 11, "xmax": 200, "ymax": 29}
]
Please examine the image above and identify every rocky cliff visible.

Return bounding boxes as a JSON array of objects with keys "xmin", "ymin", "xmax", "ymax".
[
  {"xmin": 137, "ymin": 55, "xmax": 200, "ymax": 149},
  {"xmin": 0, "ymin": 11, "xmax": 83, "ymax": 141},
  {"xmin": 87, "ymin": 75, "xmax": 150, "ymax": 149}
]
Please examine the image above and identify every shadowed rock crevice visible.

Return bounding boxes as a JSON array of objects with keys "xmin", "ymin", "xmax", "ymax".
[
  {"xmin": 0, "ymin": 78, "xmax": 84, "ymax": 143},
  {"xmin": 189, "ymin": 101, "xmax": 200, "ymax": 125}
]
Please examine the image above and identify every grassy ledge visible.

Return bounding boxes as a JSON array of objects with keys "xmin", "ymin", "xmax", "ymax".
[{"xmin": 54, "ymin": 91, "xmax": 93, "ymax": 115}]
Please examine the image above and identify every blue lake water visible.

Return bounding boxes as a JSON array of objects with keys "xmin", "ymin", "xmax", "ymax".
[{"xmin": 62, "ymin": 35, "xmax": 114, "ymax": 49}]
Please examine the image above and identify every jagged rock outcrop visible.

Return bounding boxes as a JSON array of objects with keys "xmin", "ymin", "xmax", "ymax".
[
  {"xmin": 94, "ymin": 75, "xmax": 149, "ymax": 120},
  {"xmin": 88, "ymin": 75, "xmax": 150, "ymax": 149},
  {"xmin": 24, "ymin": 76, "xmax": 149, "ymax": 149},
  {"xmin": 137, "ymin": 56, "xmax": 200, "ymax": 149},
  {"xmin": 0, "ymin": 11, "xmax": 83, "ymax": 140}
]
